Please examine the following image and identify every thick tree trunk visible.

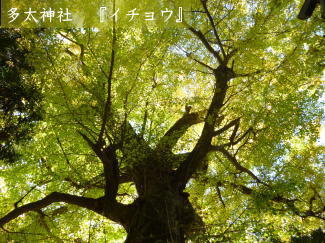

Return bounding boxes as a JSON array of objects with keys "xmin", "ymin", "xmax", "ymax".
[{"xmin": 124, "ymin": 189, "xmax": 201, "ymax": 243}]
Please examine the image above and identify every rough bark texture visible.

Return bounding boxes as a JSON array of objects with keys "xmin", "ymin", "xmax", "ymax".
[{"xmin": 125, "ymin": 190, "xmax": 201, "ymax": 243}]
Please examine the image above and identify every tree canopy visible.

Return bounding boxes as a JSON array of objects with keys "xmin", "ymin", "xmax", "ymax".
[
  {"xmin": 0, "ymin": 0, "xmax": 324, "ymax": 242},
  {"xmin": 0, "ymin": 28, "xmax": 43, "ymax": 163}
]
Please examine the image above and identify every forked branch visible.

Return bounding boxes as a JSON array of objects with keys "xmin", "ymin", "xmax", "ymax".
[{"xmin": 79, "ymin": 132, "xmax": 119, "ymax": 199}]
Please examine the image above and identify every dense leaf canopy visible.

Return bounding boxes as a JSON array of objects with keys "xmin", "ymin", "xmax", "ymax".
[
  {"xmin": 0, "ymin": 29, "xmax": 42, "ymax": 163},
  {"xmin": 0, "ymin": 0, "xmax": 324, "ymax": 242}
]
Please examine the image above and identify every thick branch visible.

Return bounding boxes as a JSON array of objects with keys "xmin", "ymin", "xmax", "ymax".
[
  {"xmin": 103, "ymin": 146, "xmax": 120, "ymax": 200},
  {"xmin": 155, "ymin": 111, "xmax": 205, "ymax": 153},
  {"xmin": 79, "ymin": 132, "xmax": 119, "ymax": 199},
  {"xmin": 175, "ymin": 65, "xmax": 233, "ymax": 190},
  {"xmin": 213, "ymin": 118, "xmax": 240, "ymax": 137},
  {"xmin": 0, "ymin": 192, "xmax": 103, "ymax": 228}
]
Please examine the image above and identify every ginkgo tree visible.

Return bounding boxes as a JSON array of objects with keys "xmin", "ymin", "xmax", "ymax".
[{"xmin": 0, "ymin": 0, "xmax": 324, "ymax": 242}]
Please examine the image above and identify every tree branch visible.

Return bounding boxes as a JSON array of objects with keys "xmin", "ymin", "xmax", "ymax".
[
  {"xmin": 98, "ymin": 2, "xmax": 117, "ymax": 144},
  {"xmin": 224, "ymin": 48, "xmax": 238, "ymax": 65},
  {"xmin": 213, "ymin": 118, "xmax": 240, "ymax": 137},
  {"xmin": 185, "ymin": 22, "xmax": 223, "ymax": 64},
  {"xmin": 186, "ymin": 52, "xmax": 215, "ymax": 71},
  {"xmin": 0, "ymin": 192, "xmax": 103, "ymax": 228},
  {"xmin": 78, "ymin": 132, "xmax": 119, "ymax": 199},
  {"xmin": 223, "ymin": 181, "xmax": 324, "ymax": 220},
  {"xmin": 175, "ymin": 65, "xmax": 233, "ymax": 190},
  {"xmin": 200, "ymin": 0, "xmax": 226, "ymax": 59},
  {"xmin": 218, "ymin": 147, "xmax": 265, "ymax": 185},
  {"xmin": 155, "ymin": 110, "xmax": 205, "ymax": 153},
  {"xmin": 216, "ymin": 186, "xmax": 226, "ymax": 208},
  {"xmin": 14, "ymin": 186, "xmax": 37, "ymax": 209}
]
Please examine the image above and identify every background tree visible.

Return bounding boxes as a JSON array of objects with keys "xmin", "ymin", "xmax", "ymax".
[
  {"xmin": 291, "ymin": 228, "xmax": 325, "ymax": 242},
  {"xmin": 0, "ymin": 0, "xmax": 324, "ymax": 242},
  {"xmin": 0, "ymin": 29, "xmax": 43, "ymax": 163}
]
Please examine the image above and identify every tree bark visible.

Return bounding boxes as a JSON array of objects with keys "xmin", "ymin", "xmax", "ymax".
[{"xmin": 125, "ymin": 189, "xmax": 202, "ymax": 243}]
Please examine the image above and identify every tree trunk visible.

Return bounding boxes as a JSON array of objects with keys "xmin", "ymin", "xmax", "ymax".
[{"xmin": 124, "ymin": 189, "xmax": 202, "ymax": 243}]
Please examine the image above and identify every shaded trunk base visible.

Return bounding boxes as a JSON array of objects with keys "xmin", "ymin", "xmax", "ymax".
[{"xmin": 124, "ymin": 192, "xmax": 202, "ymax": 243}]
